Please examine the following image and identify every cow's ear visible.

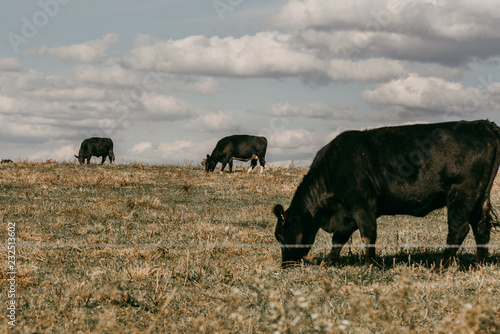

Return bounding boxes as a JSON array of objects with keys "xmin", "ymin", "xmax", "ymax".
[
  {"xmin": 273, "ymin": 204, "xmax": 285, "ymax": 224},
  {"xmin": 206, "ymin": 154, "xmax": 210, "ymax": 159}
]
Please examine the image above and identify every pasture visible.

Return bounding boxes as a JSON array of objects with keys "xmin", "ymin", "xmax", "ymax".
[{"xmin": 1, "ymin": 162, "xmax": 499, "ymax": 333}]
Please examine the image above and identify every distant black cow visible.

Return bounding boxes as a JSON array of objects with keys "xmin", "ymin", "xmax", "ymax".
[
  {"xmin": 273, "ymin": 120, "xmax": 500, "ymax": 269},
  {"xmin": 75, "ymin": 137, "xmax": 115, "ymax": 165},
  {"xmin": 205, "ymin": 135, "xmax": 267, "ymax": 173}
]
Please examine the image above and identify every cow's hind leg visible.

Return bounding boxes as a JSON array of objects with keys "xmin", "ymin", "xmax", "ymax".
[
  {"xmin": 353, "ymin": 209, "xmax": 377, "ymax": 265},
  {"xmin": 101, "ymin": 156, "xmax": 106, "ymax": 164},
  {"xmin": 258, "ymin": 157, "xmax": 266, "ymax": 174},
  {"xmin": 247, "ymin": 159, "xmax": 257, "ymax": 173},
  {"xmin": 470, "ymin": 199, "xmax": 493, "ymax": 264},
  {"xmin": 441, "ymin": 190, "xmax": 474, "ymax": 268},
  {"xmin": 109, "ymin": 150, "xmax": 115, "ymax": 163}
]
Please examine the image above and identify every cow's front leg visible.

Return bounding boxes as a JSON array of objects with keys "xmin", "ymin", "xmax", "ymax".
[
  {"xmin": 353, "ymin": 210, "xmax": 377, "ymax": 265},
  {"xmin": 228, "ymin": 160, "xmax": 233, "ymax": 173},
  {"xmin": 86, "ymin": 157, "xmax": 91, "ymax": 164},
  {"xmin": 323, "ymin": 218, "xmax": 357, "ymax": 265},
  {"xmin": 220, "ymin": 162, "xmax": 227, "ymax": 173}
]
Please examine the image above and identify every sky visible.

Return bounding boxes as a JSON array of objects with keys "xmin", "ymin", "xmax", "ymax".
[{"xmin": 1, "ymin": 0, "xmax": 500, "ymax": 166}]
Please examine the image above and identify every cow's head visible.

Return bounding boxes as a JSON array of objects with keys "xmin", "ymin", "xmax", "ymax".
[
  {"xmin": 74, "ymin": 155, "xmax": 84, "ymax": 165},
  {"xmin": 205, "ymin": 154, "xmax": 217, "ymax": 172},
  {"xmin": 273, "ymin": 204, "xmax": 316, "ymax": 268}
]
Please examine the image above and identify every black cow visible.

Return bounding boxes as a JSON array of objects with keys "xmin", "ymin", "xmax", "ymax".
[
  {"xmin": 205, "ymin": 135, "xmax": 267, "ymax": 173},
  {"xmin": 74, "ymin": 137, "xmax": 115, "ymax": 165},
  {"xmin": 273, "ymin": 120, "xmax": 500, "ymax": 269}
]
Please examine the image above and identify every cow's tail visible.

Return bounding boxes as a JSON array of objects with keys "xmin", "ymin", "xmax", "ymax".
[
  {"xmin": 489, "ymin": 210, "xmax": 500, "ymax": 231},
  {"xmin": 483, "ymin": 121, "xmax": 500, "ymax": 231},
  {"xmin": 109, "ymin": 141, "xmax": 115, "ymax": 163},
  {"xmin": 482, "ymin": 200, "xmax": 500, "ymax": 232}
]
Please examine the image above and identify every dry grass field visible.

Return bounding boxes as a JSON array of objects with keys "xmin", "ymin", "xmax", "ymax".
[{"xmin": 1, "ymin": 162, "xmax": 499, "ymax": 333}]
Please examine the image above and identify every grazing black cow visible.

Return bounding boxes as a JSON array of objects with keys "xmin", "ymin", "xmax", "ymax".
[
  {"xmin": 74, "ymin": 137, "xmax": 115, "ymax": 165},
  {"xmin": 205, "ymin": 135, "xmax": 267, "ymax": 173},
  {"xmin": 273, "ymin": 120, "xmax": 500, "ymax": 269}
]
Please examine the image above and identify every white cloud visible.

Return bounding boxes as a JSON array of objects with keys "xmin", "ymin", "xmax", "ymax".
[
  {"xmin": 269, "ymin": 0, "xmax": 500, "ymax": 66},
  {"xmin": 29, "ymin": 144, "xmax": 78, "ymax": 162},
  {"xmin": 184, "ymin": 111, "xmax": 241, "ymax": 132},
  {"xmin": 0, "ymin": 58, "xmax": 21, "ymax": 71},
  {"xmin": 327, "ymin": 58, "xmax": 405, "ymax": 82},
  {"xmin": 269, "ymin": 102, "xmax": 302, "ymax": 117},
  {"xmin": 0, "ymin": 69, "xmax": 63, "ymax": 91},
  {"xmin": 123, "ymin": 31, "xmax": 322, "ymax": 78},
  {"xmin": 269, "ymin": 129, "xmax": 315, "ymax": 149},
  {"xmin": 272, "ymin": 0, "xmax": 500, "ymax": 40},
  {"xmin": 133, "ymin": 33, "xmax": 161, "ymax": 48},
  {"xmin": 140, "ymin": 92, "xmax": 193, "ymax": 120},
  {"xmin": 123, "ymin": 138, "xmax": 218, "ymax": 164},
  {"xmin": 130, "ymin": 142, "xmax": 152, "ymax": 155},
  {"xmin": 73, "ymin": 63, "xmax": 142, "ymax": 87},
  {"xmin": 363, "ymin": 73, "xmax": 500, "ymax": 120},
  {"xmin": 121, "ymin": 31, "xmax": 410, "ymax": 83},
  {"xmin": 158, "ymin": 140, "xmax": 197, "ymax": 160},
  {"xmin": 266, "ymin": 129, "xmax": 337, "ymax": 162},
  {"xmin": 267, "ymin": 128, "xmax": 358, "ymax": 165},
  {"xmin": 0, "ymin": 95, "xmax": 24, "ymax": 113},
  {"xmin": 28, "ymin": 87, "xmax": 107, "ymax": 102},
  {"xmin": 268, "ymin": 101, "xmax": 359, "ymax": 121},
  {"xmin": 0, "ymin": 65, "xmax": 204, "ymax": 143},
  {"xmin": 0, "ymin": 117, "xmax": 59, "ymax": 140},
  {"xmin": 73, "ymin": 62, "xmax": 220, "ymax": 95},
  {"xmin": 23, "ymin": 33, "xmax": 119, "ymax": 63}
]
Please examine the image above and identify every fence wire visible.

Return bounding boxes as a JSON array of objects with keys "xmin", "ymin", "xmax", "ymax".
[{"xmin": 8, "ymin": 242, "xmax": 500, "ymax": 249}]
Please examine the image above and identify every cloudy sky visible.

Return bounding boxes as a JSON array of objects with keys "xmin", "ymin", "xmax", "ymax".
[{"xmin": 1, "ymin": 0, "xmax": 500, "ymax": 165}]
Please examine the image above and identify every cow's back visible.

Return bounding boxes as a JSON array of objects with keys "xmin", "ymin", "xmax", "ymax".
[
  {"xmin": 215, "ymin": 135, "xmax": 266, "ymax": 155},
  {"xmin": 306, "ymin": 120, "xmax": 500, "ymax": 217}
]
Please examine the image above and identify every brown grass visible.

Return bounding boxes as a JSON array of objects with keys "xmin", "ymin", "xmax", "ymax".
[{"xmin": 1, "ymin": 162, "xmax": 499, "ymax": 333}]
